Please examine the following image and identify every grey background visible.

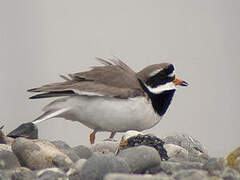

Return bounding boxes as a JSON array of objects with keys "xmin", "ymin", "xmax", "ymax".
[{"xmin": 0, "ymin": 1, "xmax": 239, "ymax": 157}]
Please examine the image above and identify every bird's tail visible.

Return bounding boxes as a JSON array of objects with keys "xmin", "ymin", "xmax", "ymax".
[{"xmin": 32, "ymin": 107, "xmax": 70, "ymax": 124}]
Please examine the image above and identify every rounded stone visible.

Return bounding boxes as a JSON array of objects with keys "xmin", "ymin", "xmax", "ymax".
[
  {"xmin": 0, "ymin": 149, "xmax": 21, "ymax": 169},
  {"xmin": 91, "ymin": 141, "xmax": 119, "ymax": 154},
  {"xmin": 73, "ymin": 145, "xmax": 93, "ymax": 159},
  {"xmin": 164, "ymin": 144, "xmax": 188, "ymax": 161},
  {"xmin": 221, "ymin": 167, "xmax": 240, "ymax": 180},
  {"xmin": 0, "ymin": 129, "xmax": 14, "ymax": 144},
  {"xmin": 117, "ymin": 145, "xmax": 161, "ymax": 173},
  {"xmin": 52, "ymin": 155, "xmax": 72, "ymax": 171},
  {"xmin": 51, "ymin": 140, "xmax": 80, "ymax": 162},
  {"xmin": 67, "ymin": 159, "xmax": 87, "ymax": 179},
  {"xmin": 80, "ymin": 154, "xmax": 129, "ymax": 180},
  {"xmin": 163, "ymin": 134, "xmax": 207, "ymax": 154},
  {"xmin": 36, "ymin": 167, "xmax": 68, "ymax": 180},
  {"xmin": 0, "ymin": 144, "xmax": 11, "ymax": 151},
  {"xmin": 173, "ymin": 169, "xmax": 208, "ymax": 180},
  {"xmin": 12, "ymin": 138, "xmax": 72, "ymax": 170},
  {"xmin": 105, "ymin": 173, "xmax": 175, "ymax": 180},
  {"xmin": 160, "ymin": 161, "xmax": 203, "ymax": 175},
  {"xmin": 0, "ymin": 167, "xmax": 35, "ymax": 180},
  {"xmin": 202, "ymin": 158, "xmax": 224, "ymax": 171}
]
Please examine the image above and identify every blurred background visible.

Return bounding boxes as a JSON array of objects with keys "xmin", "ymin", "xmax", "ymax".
[{"xmin": 0, "ymin": 1, "xmax": 239, "ymax": 157}]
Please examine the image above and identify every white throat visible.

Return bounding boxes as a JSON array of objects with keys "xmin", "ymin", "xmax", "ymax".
[{"xmin": 146, "ymin": 81, "xmax": 177, "ymax": 94}]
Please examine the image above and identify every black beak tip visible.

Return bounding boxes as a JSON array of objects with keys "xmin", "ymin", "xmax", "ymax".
[{"xmin": 181, "ymin": 81, "xmax": 189, "ymax": 86}]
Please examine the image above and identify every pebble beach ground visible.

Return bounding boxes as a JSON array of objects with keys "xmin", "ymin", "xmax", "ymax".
[{"xmin": 0, "ymin": 123, "xmax": 239, "ymax": 180}]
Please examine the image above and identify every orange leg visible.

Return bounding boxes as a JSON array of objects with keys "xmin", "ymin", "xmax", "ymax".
[
  {"xmin": 109, "ymin": 132, "xmax": 116, "ymax": 139},
  {"xmin": 90, "ymin": 130, "xmax": 97, "ymax": 144}
]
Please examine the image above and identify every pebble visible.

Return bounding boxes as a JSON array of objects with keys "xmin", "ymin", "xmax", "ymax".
[
  {"xmin": 72, "ymin": 145, "xmax": 93, "ymax": 159},
  {"xmin": 51, "ymin": 140, "xmax": 80, "ymax": 162},
  {"xmin": 36, "ymin": 167, "xmax": 68, "ymax": 180},
  {"xmin": 163, "ymin": 133, "xmax": 207, "ymax": 154},
  {"xmin": 202, "ymin": 158, "xmax": 224, "ymax": 172},
  {"xmin": 0, "ymin": 167, "xmax": 36, "ymax": 180},
  {"xmin": 11, "ymin": 138, "xmax": 73, "ymax": 170},
  {"xmin": 173, "ymin": 169, "xmax": 208, "ymax": 180},
  {"xmin": 52, "ymin": 154, "xmax": 72, "ymax": 171},
  {"xmin": 7, "ymin": 122, "xmax": 38, "ymax": 139},
  {"xmin": 0, "ymin": 148, "xmax": 21, "ymax": 169},
  {"xmin": 117, "ymin": 145, "xmax": 161, "ymax": 173},
  {"xmin": 220, "ymin": 167, "xmax": 240, "ymax": 180},
  {"xmin": 226, "ymin": 146, "xmax": 240, "ymax": 172},
  {"xmin": 91, "ymin": 141, "xmax": 119, "ymax": 154},
  {"xmin": 159, "ymin": 161, "xmax": 203, "ymax": 175},
  {"xmin": 164, "ymin": 144, "xmax": 188, "ymax": 161},
  {"xmin": 79, "ymin": 154, "xmax": 129, "ymax": 180},
  {"xmin": 66, "ymin": 159, "xmax": 87, "ymax": 180},
  {"xmin": 0, "ymin": 144, "xmax": 21, "ymax": 170},
  {"xmin": 0, "ymin": 129, "xmax": 14, "ymax": 144},
  {"xmin": 104, "ymin": 173, "xmax": 174, "ymax": 180},
  {"xmin": 163, "ymin": 133, "xmax": 210, "ymax": 163}
]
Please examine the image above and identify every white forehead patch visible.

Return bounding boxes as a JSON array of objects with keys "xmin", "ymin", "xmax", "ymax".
[
  {"xmin": 122, "ymin": 130, "xmax": 143, "ymax": 141},
  {"xmin": 146, "ymin": 81, "xmax": 177, "ymax": 94}
]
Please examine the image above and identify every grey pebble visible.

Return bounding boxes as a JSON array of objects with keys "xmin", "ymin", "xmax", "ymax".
[
  {"xmin": 51, "ymin": 140, "xmax": 80, "ymax": 162},
  {"xmin": 0, "ymin": 129, "xmax": 14, "ymax": 144},
  {"xmin": 0, "ymin": 144, "xmax": 20, "ymax": 169},
  {"xmin": 202, "ymin": 158, "xmax": 224, "ymax": 172},
  {"xmin": 117, "ymin": 145, "xmax": 161, "ymax": 173},
  {"xmin": 0, "ymin": 167, "xmax": 36, "ymax": 180},
  {"xmin": 173, "ymin": 169, "xmax": 208, "ymax": 180},
  {"xmin": 104, "ymin": 173, "xmax": 173, "ymax": 180},
  {"xmin": 160, "ymin": 161, "xmax": 203, "ymax": 175},
  {"xmin": 163, "ymin": 133, "xmax": 210, "ymax": 163},
  {"xmin": 73, "ymin": 145, "xmax": 93, "ymax": 159},
  {"xmin": 52, "ymin": 155, "xmax": 72, "ymax": 171},
  {"xmin": 163, "ymin": 133, "xmax": 207, "ymax": 154},
  {"xmin": 164, "ymin": 144, "xmax": 188, "ymax": 161},
  {"xmin": 80, "ymin": 153, "xmax": 129, "ymax": 180},
  {"xmin": 67, "ymin": 159, "xmax": 86, "ymax": 180},
  {"xmin": 221, "ymin": 167, "xmax": 240, "ymax": 180},
  {"xmin": 12, "ymin": 138, "xmax": 72, "ymax": 170},
  {"xmin": 91, "ymin": 141, "xmax": 119, "ymax": 154},
  {"xmin": 0, "ymin": 149, "xmax": 21, "ymax": 169},
  {"xmin": 36, "ymin": 167, "xmax": 68, "ymax": 180}
]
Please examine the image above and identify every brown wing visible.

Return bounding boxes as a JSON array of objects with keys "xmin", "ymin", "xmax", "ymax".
[{"xmin": 28, "ymin": 58, "xmax": 144, "ymax": 99}]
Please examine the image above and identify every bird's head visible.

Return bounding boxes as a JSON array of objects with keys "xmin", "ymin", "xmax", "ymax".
[{"xmin": 137, "ymin": 63, "xmax": 188, "ymax": 94}]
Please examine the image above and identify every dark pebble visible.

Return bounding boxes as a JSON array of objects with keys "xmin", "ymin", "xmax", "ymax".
[{"xmin": 7, "ymin": 122, "xmax": 38, "ymax": 139}]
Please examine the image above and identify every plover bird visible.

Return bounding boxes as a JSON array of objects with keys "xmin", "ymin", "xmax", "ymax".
[{"xmin": 29, "ymin": 58, "xmax": 188, "ymax": 144}]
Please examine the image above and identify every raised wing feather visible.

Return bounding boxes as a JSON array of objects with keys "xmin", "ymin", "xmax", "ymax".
[{"xmin": 28, "ymin": 58, "xmax": 144, "ymax": 99}]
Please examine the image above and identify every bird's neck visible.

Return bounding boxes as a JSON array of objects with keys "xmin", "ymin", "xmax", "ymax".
[
  {"xmin": 137, "ymin": 79, "xmax": 176, "ymax": 116},
  {"xmin": 148, "ymin": 90, "xmax": 176, "ymax": 116}
]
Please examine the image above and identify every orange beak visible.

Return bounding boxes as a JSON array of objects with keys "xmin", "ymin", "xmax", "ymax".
[{"xmin": 173, "ymin": 78, "xmax": 188, "ymax": 86}]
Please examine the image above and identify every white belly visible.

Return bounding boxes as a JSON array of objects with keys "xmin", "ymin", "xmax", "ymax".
[{"xmin": 51, "ymin": 95, "xmax": 162, "ymax": 132}]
